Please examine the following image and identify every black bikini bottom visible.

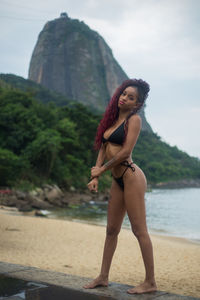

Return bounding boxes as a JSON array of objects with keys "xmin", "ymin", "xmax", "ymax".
[{"xmin": 112, "ymin": 161, "xmax": 135, "ymax": 190}]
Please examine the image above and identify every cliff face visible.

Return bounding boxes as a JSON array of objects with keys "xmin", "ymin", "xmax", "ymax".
[{"xmin": 28, "ymin": 13, "xmax": 152, "ymax": 131}]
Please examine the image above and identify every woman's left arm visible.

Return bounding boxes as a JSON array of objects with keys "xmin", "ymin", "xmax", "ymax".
[{"xmin": 91, "ymin": 114, "xmax": 141, "ymax": 178}]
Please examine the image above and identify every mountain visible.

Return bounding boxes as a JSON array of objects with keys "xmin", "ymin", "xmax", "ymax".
[
  {"xmin": 0, "ymin": 73, "xmax": 71, "ymax": 106},
  {"xmin": 28, "ymin": 13, "xmax": 152, "ymax": 132}
]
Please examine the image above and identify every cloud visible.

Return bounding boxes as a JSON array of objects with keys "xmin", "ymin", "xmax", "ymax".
[
  {"xmin": 82, "ymin": 0, "xmax": 200, "ymax": 81},
  {"xmin": 1, "ymin": 0, "xmax": 199, "ymax": 80}
]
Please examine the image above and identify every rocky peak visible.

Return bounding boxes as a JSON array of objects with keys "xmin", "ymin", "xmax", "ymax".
[{"xmin": 28, "ymin": 13, "xmax": 152, "ymax": 131}]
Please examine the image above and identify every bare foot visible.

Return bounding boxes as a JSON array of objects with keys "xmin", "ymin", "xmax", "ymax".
[
  {"xmin": 127, "ymin": 280, "xmax": 157, "ymax": 294},
  {"xmin": 83, "ymin": 275, "xmax": 108, "ymax": 289}
]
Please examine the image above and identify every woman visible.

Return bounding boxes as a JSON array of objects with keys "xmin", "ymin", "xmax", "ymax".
[{"xmin": 83, "ymin": 79, "xmax": 157, "ymax": 294}]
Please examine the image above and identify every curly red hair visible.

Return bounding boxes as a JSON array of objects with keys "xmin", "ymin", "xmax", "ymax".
[{"xmin": 94, "ymin": 79, "xmax": 150, "ymax": 150}]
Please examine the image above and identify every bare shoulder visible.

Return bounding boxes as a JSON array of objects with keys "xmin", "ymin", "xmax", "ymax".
[{"xmin": 128, "ymin": 114, "xmax": 142, "ymax": 128}]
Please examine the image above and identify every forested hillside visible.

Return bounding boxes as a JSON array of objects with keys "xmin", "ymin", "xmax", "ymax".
[
  {"xmin": 0, "ymin": 73, "xmax": 71, "ymax": 106},
  {"xmin": 0, "ymin": 85, "xmax": 199, "ymax": 191}
]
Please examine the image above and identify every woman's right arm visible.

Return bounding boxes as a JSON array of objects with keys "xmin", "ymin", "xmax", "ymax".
[
  {"xmin": 87, "ymin": 143, "xmax": 106, "ymax": 192},
  {"xmin": 94, "ymin": 143, "xmax": 106, "ymax": 168}
]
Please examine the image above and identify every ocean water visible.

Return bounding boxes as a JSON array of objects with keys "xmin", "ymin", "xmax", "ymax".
[
  {"xmin": 46, "ymin": 188, "xmax": 200, "ymax": 242},
  {"xmin": 144, "ymin": 188, "xmax": 200, "ymax": 241}
]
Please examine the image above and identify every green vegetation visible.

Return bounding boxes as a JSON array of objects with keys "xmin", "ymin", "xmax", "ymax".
[
  {"xmin": 134, "ymin": 131, "xmax": 200, "ymax": 182},
  {"xmin": 0, "ymin": 86, "xmax": 100, "ymax": 190},
  {"xmin": 0, "ymin": 77, "xmax": 199, "ymax": 191},
  {"xmin": 0, "ymin": 74, "xmax": 72, "ymax": 106}
]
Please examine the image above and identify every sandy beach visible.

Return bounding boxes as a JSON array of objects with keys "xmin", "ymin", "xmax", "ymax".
[{"xmin": 0, "ymin": 208, "xmax": 199, "ymax": 297}]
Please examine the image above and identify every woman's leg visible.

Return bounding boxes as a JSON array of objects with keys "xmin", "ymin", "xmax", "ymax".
[
  {"xmin": 83, "ymin": 179, "xmax": 126, "ymax": 288},
  {"xmin": 123, "ymin": 167, "xmax": 157, "ymax": 294}
]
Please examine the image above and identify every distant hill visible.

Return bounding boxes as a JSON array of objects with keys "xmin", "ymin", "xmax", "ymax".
[
  {"xmin": 0, "ymin": 73, "xmax": 72, "ymax": 106},
  {"xmin": 28, "ymin": 13, "xmax": 152, "ymax": 132},
  {"xmin": 0, "ymin": 82, "xmax": 200, "ymax": 190}
]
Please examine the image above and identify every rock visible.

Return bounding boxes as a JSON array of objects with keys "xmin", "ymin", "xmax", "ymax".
[
  {"xmin": 44, "ymin": 187, "xmax": 64, "ymax": 206},
  {"xmin": 28, "ymin": 13, "xmax": 152, "ymax": 131},
  {"xmin": 14, "ymin": 190, "xmax": 26, "ymax": 200},
  {"xmin": 29, "ymin": 190, "xmax": 38, "ymax": 197},
  {"xmin": 45, "ymin": 187, "xmax": 63, "ymax": 200},
  {"xmin": 69, "ymin": 186, "xmax": 76, "ymax": 192},
  {"xmin": 52, "ymin": 185, "xmax": 64, "ymax": 196},
  {"xmin": 60, "ymin": 191, "xmax": 109, "ymax": 205},
  {"xmin": 29, "ymin": 196, "xmax": 53, "ymax": 209},
  {"xmin": 0, "ymin": 205, "xmax": 18, "ymax": 211},
  {"xmin": 16, "ymin": 200, "xmax": 32, "ymax": 212},
  {"xmin": 97, "ymin": 194, "xmax": 109, "ymax": 202},
  {"xmin": 61, "ymin": 197, "xmax": 69, "ymax": 205},
  {"xmin": 79, "ymin": 194, "xmax": 93, "ymax": 203},
  {"xmin": 0, "ymin": 185, "xmax": 109, "ymax": 210},
  {"xmin": 34, "ymin": 187, "xmax": 43, "ymax": 195},
  {"xmin": 66, "ymin": 193, "xmax": 83, "ymax": 205},
  {"xmin": 22, "ymin": 210, "xmax": 38, "ymax": 216},
  {"xmin": 0, "ymin": 195, "xmax": 18, "ymax": 207},
  {"xmin": 34, "ymin": 210, "xmax": 47, "ymax": 217},
  {"xmin": 42, "ymin": 184, "xmax": 53, "ymax": 190}
]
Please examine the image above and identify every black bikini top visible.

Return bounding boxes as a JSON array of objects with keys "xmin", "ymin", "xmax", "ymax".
[{"xmin": 102, "ymin": 121, "xmax": 125, "ymax": 145}]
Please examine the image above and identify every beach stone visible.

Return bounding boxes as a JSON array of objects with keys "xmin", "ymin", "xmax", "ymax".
[
  {"xmin": 34, "ymin": 187, "xmax": 44, "ymax": 196},
  {"xmin": 61, "ymin": 196, "xmax": 69, "ymax": 205},
  {"xmin": 28, "ymin": 190, "xmax": 38, "ymax": 197},
  {"xmin": 16, "ymin": 200, "xmax": 32, "ymax": 212},
  {"xmin": 42, "ymin": 184, "xmax": 53, "ymax": 191},
  {"xmin": 44, "ymin": 185, "xmax": 64, "ymax": 202},
  {"xmin": 69, "ymin": 193, "xmax": 84, "ymax": 204},
  {"xmin": 70, "ymin": 186, "xmax": 76, "ymax": 192},
  {"xmin": 14, "ymin": 191, "xmax": 26, "ymax": 200},
  {"xmin": 79, "ymin": 194, "xmax": 93, "ymax": 202},
  {"xmin": 28, "ymin": 188, "xmax": 45, "ymax": 199},
  {"xmin": 29, "ymin": 196, "xmax": 53, "ymax": 209},
  {"xmin": 0, "ymin": 195, "xmax": 18, "ymax": 207},
  {"xmin": 44, "ymin": 194, "xmax": 64, "ymax": 207},
  {"xmin": 0, "ymin": 205, "xmax": 18, "ymax": 211},
  {"xmin": 34, "ymin": 210, "xmax": 47, "ymax": 217},
  {"xmin": 97, "ymin": 194, "xmax": 109, "ymax": 202}
]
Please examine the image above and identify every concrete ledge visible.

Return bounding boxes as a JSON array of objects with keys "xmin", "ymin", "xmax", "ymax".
[{"xmin": 0, "ymin": 261, "xmax": 199, "ymax": 300}]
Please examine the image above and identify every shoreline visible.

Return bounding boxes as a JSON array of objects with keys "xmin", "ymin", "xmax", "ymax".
[
  {"xmin": 0, "ymin": 205, "xmax": 199, "ymax": 245},
  {"xmin": 0, "ymin": 209, "xmax": 200, "ymax": 297}
]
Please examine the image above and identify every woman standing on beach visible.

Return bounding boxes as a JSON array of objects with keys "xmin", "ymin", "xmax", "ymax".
[{"xmin": 83, "ymin": 79, "xmax": 157, "ymax": 294}]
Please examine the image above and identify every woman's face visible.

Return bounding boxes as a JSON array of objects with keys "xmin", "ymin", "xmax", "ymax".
[{"xmin": 118, "ymin": 86, "xmax": 139, "ymax": 111}]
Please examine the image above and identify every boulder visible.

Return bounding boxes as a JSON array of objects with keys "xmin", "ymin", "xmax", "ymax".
[
  {"xmin": 0, "ymin": 195, "xmax": 18, "ymax": 207},
  {"xmin": 34, "ymin": 187, "xmax": 44, "ymax": 196},
  {"xmin": 42, "ymin": 184, "xmax": 54, "ymax": 191},
  {"xmin": 79, "ymin": 194, "xmax": 93, "ymax": 203},
  {"xmin": 16, "ymin": 200, "xmax": 32, "ymax": 212},
  {"xmin": 44, "ymin": 185, "xmax": 64, "ymax": 205},
  {"xmin": 14, "ymin": 190, "xmax": 27, "ymax": 200},
  {"xmin": 96, "ymin": 194, "xmax": 109, "ymax": 202},
  {"xmin": 29, "ymin": 196, "xmax": 53, "ymax": 209},
  {"xmin": 44, "ymin": 193, "xmax": 62, "ymax": 206},
  {"xmin": 29, "ymin": 190, "xmax": 38, "ymax": 197},
  {"xmin": 61, "ymin": 197, "xmax": 69, "ymax": 205}
]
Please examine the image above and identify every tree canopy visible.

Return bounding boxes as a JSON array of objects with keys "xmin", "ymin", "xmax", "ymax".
[{"xmin": 0, "ymin": 84, "xmax": 199, "ymax": 191}]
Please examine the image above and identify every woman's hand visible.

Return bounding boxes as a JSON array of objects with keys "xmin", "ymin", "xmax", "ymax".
[
  {"xmin": 87, "ymin": 177, "xmax": 98, "ymax": 193},
  {"xmin": 91, "ymin": 166, "xmax": 104, "ymax": 178}
]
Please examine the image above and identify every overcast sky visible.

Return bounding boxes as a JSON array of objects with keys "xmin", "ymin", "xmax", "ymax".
[{"xmin": 1, "ymin": 0, "xmax": 200, "ymax": 158}]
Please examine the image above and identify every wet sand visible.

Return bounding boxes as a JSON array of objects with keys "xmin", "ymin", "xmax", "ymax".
[{"xmin": 0, "ymin": 209, "xmax": 199, "ymax": 297}]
